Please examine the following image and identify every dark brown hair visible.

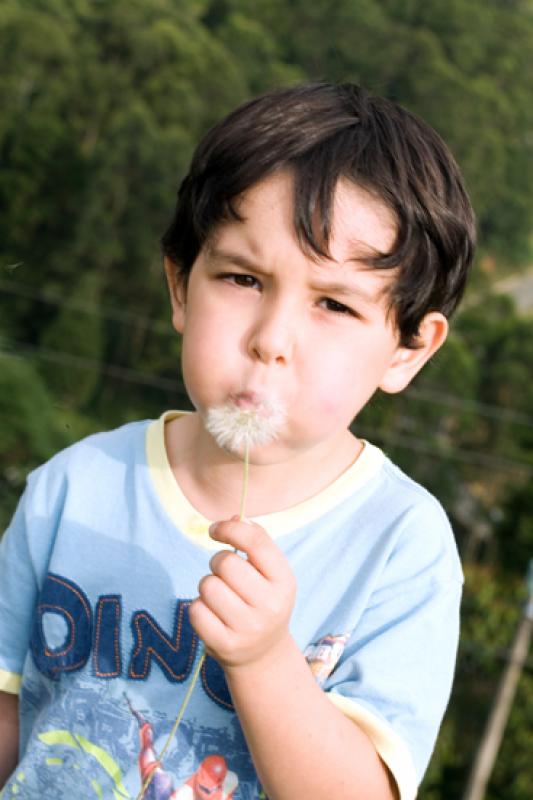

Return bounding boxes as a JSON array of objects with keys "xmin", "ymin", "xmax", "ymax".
[{"xmin": 162, "ymin": 82, "xmax": 476, "ymax": 346}]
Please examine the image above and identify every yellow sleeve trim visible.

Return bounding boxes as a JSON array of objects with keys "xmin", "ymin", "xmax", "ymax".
[
  {"xmin": 0, "ymin": 669, "xmax": 21, "ymax": 695},
  {"xmin": 327, "ymin": 692, "xmax": 418, "ymax": 800}
]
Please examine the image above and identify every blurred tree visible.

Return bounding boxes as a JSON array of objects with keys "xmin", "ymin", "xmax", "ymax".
[
  {"xmin": 39, "ymin": 270, "xmax": 104, "ymax": 406},
  {"xmin": 0, "ymin": 350, "xmax": 68, "ymax": 527},
  {"xmin": 0, "ymin": 353, "xmax": 63, "ymax": 466},
  {"xmin": 0, "ymin": 2, "xmax": 532, "ymax": 795},
  {"xmin": 495, "ymin": 485, "xmax": 533, "ymax": 578},
  {"xmin": 419, "ymin": 564, "xmax": 533, "ymax": 799},
  {"xmin": 455, "ymin": 295, "xmax": 533, "ymax": 464},
  {"xmin": 0, "ymin": 0, "xmax": 85, "ymax": 340},
  {"xmin": 0, "ymin": 0, "xmax": 250, "ymax": 374},
  {"xmin": 203, "ymin": 3, "xmax": 303, "ymax": 93},
  {"xmin": 212, "ymin": 0, "xmax": 533, "ymax": 265}
]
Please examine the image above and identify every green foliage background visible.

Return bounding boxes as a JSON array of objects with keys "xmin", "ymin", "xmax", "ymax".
[{"xmin": 0, "ymin": 1, "xmax": 532, "ymax": 797}]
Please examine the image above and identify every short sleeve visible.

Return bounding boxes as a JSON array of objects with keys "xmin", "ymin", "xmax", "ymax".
[
  {"xmin": 0, "ymin": 490, "xmax": 40, "ymax": 692},
  {"xmin": 324, "ymin": 502, "xmax": 462, "ymax": 800},
  {"xmin": 0, "ymin": 460, "xmax": 65, "ymax": 693}
]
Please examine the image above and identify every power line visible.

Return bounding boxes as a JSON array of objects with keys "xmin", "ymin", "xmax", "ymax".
[
  {"xmin": 2, "ymin": 278, "xmax": 533, "ymax": 428},
  {"xmin": 407, "ymin": 386, "xmax": 533, "ymax": 428},
  {"xmin": 3, "ymin": 340, "xmax": 532, "ymax": 476},
  {"xmin": 3, "ymin": 340, "xmax": 180, "ymax": 392},
  {"xmin": 356, "ymin": 426, "xmax": 533, "ymax": 476},
  {"xmin": 0, "ymin": 277, "xmax": 173, "ymax": 336}
]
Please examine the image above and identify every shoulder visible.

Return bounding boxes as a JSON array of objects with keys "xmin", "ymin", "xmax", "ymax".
[
  {"xmin": 369, "ymin": 449, "xmax": 463, "ymax": 585},
  {"xmin": 1, "ymin": 419, "xmax": 157, "ymax": 597},
  {"xmin": 34, "ymin": 418, "xmax": 150, "ymax": 472},
  {"xmin": 375, "ymin": 451, "xmax": 450, "ymax": 523},
  {"xmin": 23, "ymin": 419, "xmax": 152, "ymax": 513}
]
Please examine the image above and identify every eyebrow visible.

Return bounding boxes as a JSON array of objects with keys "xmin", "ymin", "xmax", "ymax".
[
  {"xmin": 205, "ymin": 246, "xmax": 265, "ymax": 273},
  {"xmin": 205, "ymin": 246, "xmax": 389, "ymax": 305},
  {"xmin": 309, "ymin": 280, "xmax": 381, "ymax": 304}
]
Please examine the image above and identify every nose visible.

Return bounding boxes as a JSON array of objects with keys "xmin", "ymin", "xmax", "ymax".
[{"xmin": 247, "ymin": 297, "xmax": 296, "ymax": 365}]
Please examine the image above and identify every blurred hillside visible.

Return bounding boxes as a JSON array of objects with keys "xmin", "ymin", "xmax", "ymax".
[
  {"xmin": 1, "ymin": 1, "xmax": 532, "ymax": 798},
  {"xmin": 494, "ymin": 267, "xmax": 533, "ymax": 314}
]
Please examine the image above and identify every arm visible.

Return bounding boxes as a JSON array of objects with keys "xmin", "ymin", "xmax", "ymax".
[
  {"xmin": 0, "ymin": 690, "xmax": 19, "ymax": 787},
  {"xmin": 225, "ymin": 632, "xmax": 399, "ymax": 800},
  {"xmin": 189, "ymin": 518, "xmax": 398, "ymax": 800}
]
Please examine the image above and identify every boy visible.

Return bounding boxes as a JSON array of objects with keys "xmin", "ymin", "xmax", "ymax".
[{"xmin": 0, "ymin": 82, "xmax": 475, "ymax": 800}]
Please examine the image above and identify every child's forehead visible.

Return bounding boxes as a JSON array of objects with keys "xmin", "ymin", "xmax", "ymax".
[{"xmin": 209, "ymin": 171, "xmax": 397, "ymax": 270}]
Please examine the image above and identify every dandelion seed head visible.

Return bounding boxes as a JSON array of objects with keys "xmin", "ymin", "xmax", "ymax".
[{"xmin": 205, "ymin": 398, "xmax": 286, "ymax": 453}]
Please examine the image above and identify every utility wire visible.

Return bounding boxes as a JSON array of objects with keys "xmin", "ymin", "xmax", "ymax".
[
  {"xmin": 3, "ymin": 341, "xmax": 532, "ymax": 476},
  {"xmin": 356, "ymin": 426, "xmax": 533, "ymax": 476},
  {"xmin": 1, "ymin": 277, "xmax": 532, "ymax": 427},
  {"xmin": 3, "ymin": 340, "xmax": 179, "ymax": 392},
  {"xmin": 406, "ymin": 386, "xmax": 533, "ymax": 428},
  {"xmin": 0, "ymin": 277, "xmax": 172, "ymax": 336}
]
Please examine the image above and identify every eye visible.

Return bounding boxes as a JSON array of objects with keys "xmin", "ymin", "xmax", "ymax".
[
  {"xmin": 220, "ymin": 272, "xmax": 261, "ymax": 290},
  {"xmin": 320, "ymin": 297, "xmax": 357, "ymax": 317}
]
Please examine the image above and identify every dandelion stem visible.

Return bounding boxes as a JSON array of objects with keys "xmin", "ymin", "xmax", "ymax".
[
  {"xmin": 136, "ymin": 438, "xmax": 251, "ymax": 799},
  {"xmin": 135, "ymin": 648, "xmax": 206, "ymax": 800},
  {"xmin": 239, "ymin": 439, "xmax": 250, "ymax": 521}
]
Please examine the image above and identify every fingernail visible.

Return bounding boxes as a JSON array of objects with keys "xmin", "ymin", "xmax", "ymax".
[{"xmin": 209, "ymin": 522, "xmax": 218, "ymax": 536}]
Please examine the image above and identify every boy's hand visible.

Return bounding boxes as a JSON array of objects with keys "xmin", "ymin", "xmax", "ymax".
[{"xmin": 189, "ymin": 517, "xmax": 296, "ymax": 670}]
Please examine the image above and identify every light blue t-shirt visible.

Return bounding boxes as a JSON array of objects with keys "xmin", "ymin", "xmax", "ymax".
[{"xmin": 0, "ymin": 412, "xmax": 462, "ymax": 800}]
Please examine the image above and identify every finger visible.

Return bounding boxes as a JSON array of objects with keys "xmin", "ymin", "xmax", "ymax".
[
  {"xmin": 209, "ymin": 549, "xmax": 270, "ymax": 606},
  {"xmin": 188, "ymin": 597, "xmax": 232, "ymax": 655},
  {"xmin": 209, "ymin": 518, "xmax": 292, "ymax": 584},
  {"xmin": 197, "ymin": 574, "xmax": 254, "ymax": 631}
]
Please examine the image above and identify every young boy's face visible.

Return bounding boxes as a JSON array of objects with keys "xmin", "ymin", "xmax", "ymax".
[{"xmin": 166, "ymin": 170, "xmax": 446, "ymax": 464}]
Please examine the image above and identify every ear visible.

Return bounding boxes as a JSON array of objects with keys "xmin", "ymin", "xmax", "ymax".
[
  {"xmin": 379, "ymin": 312, "xmax": 449, "ymax": 394},
  {"xmin": 164, "ymin": 256, "xmax": 187, "ymax": 333}
]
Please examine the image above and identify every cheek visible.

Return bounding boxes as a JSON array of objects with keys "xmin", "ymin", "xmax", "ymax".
[
  {"xmin": 304, "ymin": 374, "xmax": 347, "ymax": 422},
  {"xmin": 180, "ymin": 309, "xmax": 240, "ymax": 398},
  {"xmin": 308, "ymin": 355, "xmax": 379, "ymax": 420},
  {"xmin": 318, "ymin": 394, "xmax": 343, "ymax": 417},
  {"xmin": 182, "ymin": 341, "xmax": 222, "ymax": 401},
  {"xmin": 182, "ymin": 308, "xmax": 229, "ymax": 362}
]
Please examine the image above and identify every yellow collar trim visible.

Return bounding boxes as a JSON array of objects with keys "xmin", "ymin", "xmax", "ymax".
[{"xmin": 146, "ymin": 411, "xmax": 384, "ymax": 549}]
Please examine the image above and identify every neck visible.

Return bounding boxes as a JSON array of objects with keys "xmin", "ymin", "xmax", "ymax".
[{"xmin": 165, "ymin": 412, "xmax": 361, "ymax": 521}]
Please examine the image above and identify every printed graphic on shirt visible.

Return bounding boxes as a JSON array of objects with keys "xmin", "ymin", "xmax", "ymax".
[
  {"xmin": 14, "ymin": 571, "xmax": 352, "ymax": 800},
  {"xmin": 29, "ymin": 573, "xmax": 233, "ymax": 711},
  {"xmin": 126, "ymin": 693, "xmax": 238, "ymax": 799},
  {"xmin": 8, "ymin": 674, "xmax": 258, "ymax": 800},
  {"xmin": 304, "ymin": 633, "xmax": 350, "ymax": 687}
]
